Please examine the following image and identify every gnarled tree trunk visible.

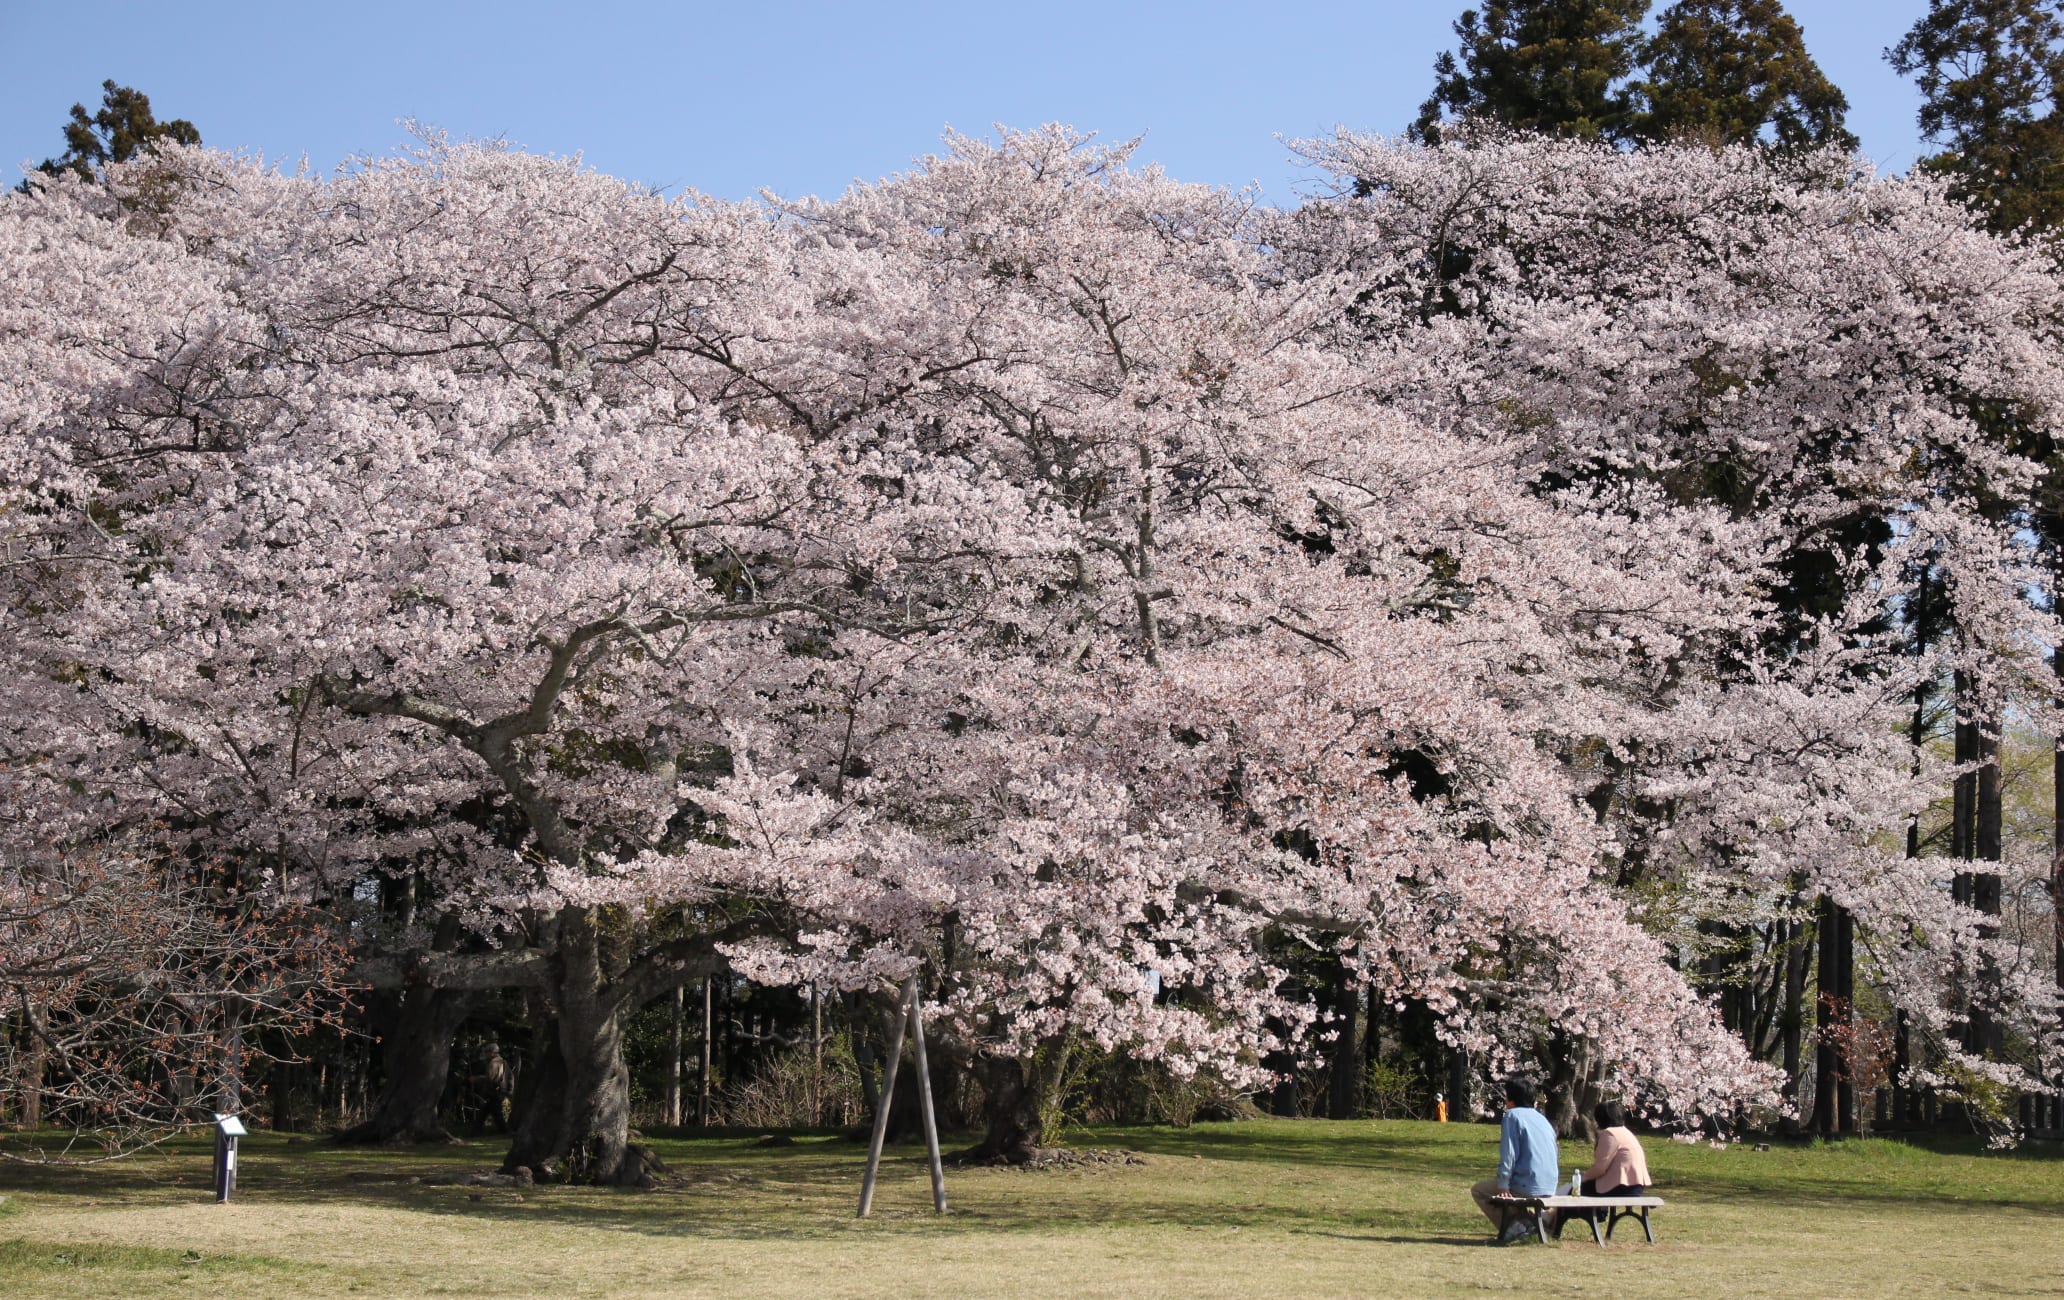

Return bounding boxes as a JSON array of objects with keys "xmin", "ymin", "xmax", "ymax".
[
  {"xmin": 498, "ymin": 910, "xmax": 656, "ymax": 1186},
  {"xmin": 338, "ymin": 984, "xmax": 474, "ymax": 1145},
  {"xmin": 961, "ymin": 1036, "xmax": 1074, "ymax": 1164},
  {"xmin": 1542, "ymin": 1033, "xmax": 1599, "ymax": 1140}
]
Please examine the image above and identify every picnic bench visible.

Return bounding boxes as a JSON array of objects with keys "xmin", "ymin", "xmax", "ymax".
[{"xmin": 1491, "ymin": 1193, "xmax": 1665, "ymax": 1246}]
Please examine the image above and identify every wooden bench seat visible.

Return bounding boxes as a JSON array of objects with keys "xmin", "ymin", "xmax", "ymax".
[{"xmin": 1492, "ymin": 1193, "xmax": 1665, "ymax": 1246}]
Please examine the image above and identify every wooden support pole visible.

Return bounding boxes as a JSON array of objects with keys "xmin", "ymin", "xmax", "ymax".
[
  {"xmin": 856, "ymin": 978, "xmax": 912, "ymax": 1219},
  {"xmin": 906, "ymin": 979, "xmax": 947, "ymax": 1214}
]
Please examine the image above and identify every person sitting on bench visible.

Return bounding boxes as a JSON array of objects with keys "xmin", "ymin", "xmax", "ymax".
[
  {"xmin": 1469, "ymin": 1078, "xmax": 1559, "ymax": 1245},
  {"xmin": 1577, "ymin": 1100, "xmax": 1651, "ymax": 1198}
]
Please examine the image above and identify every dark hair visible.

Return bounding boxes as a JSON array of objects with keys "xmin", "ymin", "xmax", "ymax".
[
  {"xmin": 1504, "ymin": 1078, "xmax": 1538, "ymax": 1108},
  {"xmin": 1594, "ymin": 1100, "xmax": 1626, "ymax": 1130}
]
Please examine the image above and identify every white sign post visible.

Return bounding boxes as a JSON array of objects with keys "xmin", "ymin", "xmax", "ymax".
[{"xmin": 213, "ymin": 1113, "xmax": 246, "ymax": 1203}]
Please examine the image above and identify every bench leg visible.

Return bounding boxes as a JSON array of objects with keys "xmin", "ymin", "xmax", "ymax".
[
  {"xmin": 1586, "ymin": 1212, "xmax": 1605, "ymax": 1247},
  {"xmin": 1534, "ymin": 1209, "xmax": 1550, "ymax": 1245},
  {"xmin": 1640, "ymin": 1208, "xmax": 1654, "ymax": 1244}
]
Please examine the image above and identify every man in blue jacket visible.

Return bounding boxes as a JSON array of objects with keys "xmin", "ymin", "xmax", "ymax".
[{"xmin": 1469, "ymin": 1078, "xmax": 1560, "ymax": 1245}]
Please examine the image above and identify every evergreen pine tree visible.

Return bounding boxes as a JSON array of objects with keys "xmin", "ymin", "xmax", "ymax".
[
  {"xmin": 34, "ymin": 81, "xmax": 201, "ymax": 185},
  {"xmin": 1412, "ymin": 0, "xmax": 1651, "ymax": 142},
  {"xmin": 1889, "ymin": 0, "xmax": 2064, "ymax": 232},
  {"xmin": 1633, "ymin": 0, "xmax": 1857, "ymax": 149},
  {"xmin": 1890, "ymin": 1, "xmax": 2064, "ymax": 1082}
]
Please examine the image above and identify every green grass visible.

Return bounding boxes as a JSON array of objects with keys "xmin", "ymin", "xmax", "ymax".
[{"xmin": 0, "ymin": 1120, "xmax": 2058, "ymax": 1297}]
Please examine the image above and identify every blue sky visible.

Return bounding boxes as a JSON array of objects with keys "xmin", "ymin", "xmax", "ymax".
[{"xmin": 1, "ymin": 1, "xmax": 1935, "ymax": 204}]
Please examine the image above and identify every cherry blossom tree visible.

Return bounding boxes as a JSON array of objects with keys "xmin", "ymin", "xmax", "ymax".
[
  {"xmin": 12, "ymin": 123, "xmax": 2061, "ymax": 1172},
  {"xmin": 1288, "ymin": 127, "xmax": 2064, "ymax": 1125},
  {"xmin": 710, "ymin": 128, "xmax": 1794, "ymax": 1153}
]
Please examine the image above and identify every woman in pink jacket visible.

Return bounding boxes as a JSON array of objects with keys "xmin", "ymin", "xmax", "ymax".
[{"xmin": 1580, "ymin": 1100, "xmax": 1651, "ymax": 1195}]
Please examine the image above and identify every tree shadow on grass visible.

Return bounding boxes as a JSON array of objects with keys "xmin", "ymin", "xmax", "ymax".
[
  {"xmin": 1069, "ymin": 1121, "xmax": 2064, "ymax": 1218},
  {"xmin": 1296, "ymin": 1230, "xmax": 1488, "ymax": 1246},
  {"xmin": 11, "ymin": 1122, "xmax": 2064, "ymax": 1246}
]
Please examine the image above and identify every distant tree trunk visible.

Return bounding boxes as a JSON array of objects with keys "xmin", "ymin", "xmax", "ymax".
[
  {"xmin": 810, "ymin": 988, "xmax": 823, "ymax": 1128},
  {"xmin": 1892, "ymin": 1008, "xmax": 1912, "ymax": 1129},
  {"xmin": 270, "ymin": 1055, "xmax": 295, "ymax": 1133},
  {"xmin": 1836, "ymin": 905, "xmax": 1855, "ymax": 1135},
  {"xmin": 1365, "ymin": 987, "xmax": 1383, "ymax": 1079},
  {"xmin": 1447, "ymin": 1044, "xmax": 1472, "ymax": 1123},
  {"xmin": 1811, "ymin": 897, "xmax": 1838, "ymax": 1139},
  {"xmin": 1327, "ymin": 966, "xmax": 1360, "ymax": 1120},
  {"xmin": 1951, "ymin": 667, "xmax": 2006, "ymax": 1058},
  {"xmin": 851, "ymin": 990, "xmax": 879, "ymax": 1123},
  {"xmin": 1953, "ymin": 669, "xmax": 1975, "ymax": 867},
  {"xmin": 1970, "ymin": 702, "xmax": 2006, "ymax": 1058},
  {"xmin": 2054, "ymin": 639, "xmax": 2064, "ymax": 1102},
  {"xmin": 338, "ymin": 984, "xmax": 472, "ymax": 1145},
  {"xmin": 666, "ymin": 985, "xmax": 683, "ymax": 1128},
  {"xmin": 220, "ymin": 1008, "xmax": 246, "ymax": 1116},
  {"xmin": 1780, "ymin": 914, "xmax": 1807, "ymax": 1137},
  {"xmin": 18, "ymin": 1000, "xmax": 47, "ymax": 1130}
]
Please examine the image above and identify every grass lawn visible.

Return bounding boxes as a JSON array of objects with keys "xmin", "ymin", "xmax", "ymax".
[{"xmin": 1, "ymin": 1118, "xmax": 2059, "ymax": 1298}]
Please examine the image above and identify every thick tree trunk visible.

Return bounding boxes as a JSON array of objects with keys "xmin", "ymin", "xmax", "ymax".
[
  {"xmin": 505, "ymin": 1020, "xmax": 564, "ymax": 1163},
  {"xmin": 553, "ymin": 992, "xmax": 637, "ymax": 1184},
  {"xmin": 1542, "ymin": 1034, "xmax": 1598, "ymax": 1140},
  {"xmin": 966, "ymin": 1057, "xmax": 1046, "ymax": 1164},
  {"xmin": 961, "ymin": 1037, "xmax": 1073, "ymax": 1164},
  {"xmin": 338, "ymin": 984, "xmax": 473, "ymax": 1145},
  {"xmin": 1950, "ymin": 671, "xmax": 2006, "ymax": 1058},
  {"xmin": 499, "ymin": 910, "xmax": 656, "ymax": 1186}
]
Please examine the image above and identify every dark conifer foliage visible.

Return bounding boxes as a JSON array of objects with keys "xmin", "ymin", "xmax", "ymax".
[
  {"xmin": 1633, "ymin": 0, "xmax": 1857, "ymax": 149},
  {"xmin": 35, "ymin": 81, "xmax": 201, "ymax": 184},
  {"xmin": 1890, "ymin": 0, "xmax": 2064, "ymax": 233},
  {"xmin": 1412, "ymin": 0, "xmax": 1650, "ymax": 142}
]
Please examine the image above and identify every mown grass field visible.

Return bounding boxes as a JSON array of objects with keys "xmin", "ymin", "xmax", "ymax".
[{"xmin": 1, "ymin": 1118, "xmax": 2059, "ymax": 1298}]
